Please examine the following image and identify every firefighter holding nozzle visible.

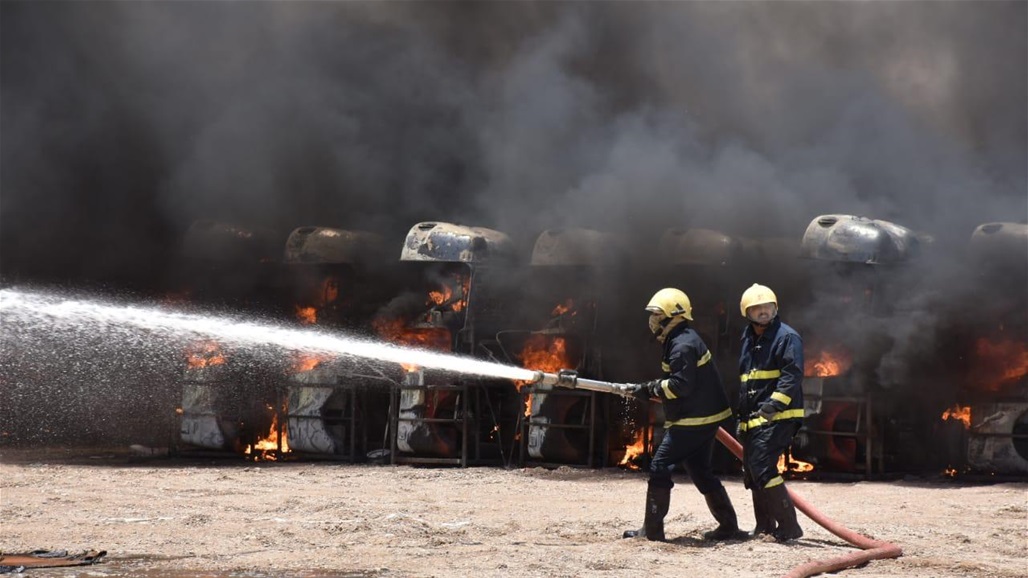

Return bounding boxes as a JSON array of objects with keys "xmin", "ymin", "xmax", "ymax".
[
  {"xmin": 737, "ymin": 283, "xmax": 804, "ymax": 542},
  {"xmin": 622, "ymin": 288, "xmax": 743, "ymax": 542}
]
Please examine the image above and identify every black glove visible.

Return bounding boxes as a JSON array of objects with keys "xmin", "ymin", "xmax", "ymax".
[
  {"xmin": 756, "ymin": 403, "xmax": 778, "ymax": 421},
  {"xmin": 626, "ymin": 380, "xmax": 661, "ymax": 401}
]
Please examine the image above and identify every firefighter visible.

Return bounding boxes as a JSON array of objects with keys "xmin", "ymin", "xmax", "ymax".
[
  {"xmin": 622, "ymin": 288, "xmax": 741, "ymax": 542},
  {"xmin": 736, "ymin": 283, "xmax": 804, "ymax": 542}
]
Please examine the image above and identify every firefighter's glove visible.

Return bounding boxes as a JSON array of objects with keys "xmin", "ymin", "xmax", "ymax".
[
  {"xmin": 628, "ymin": 380, "xmax": 661, "ymax": 402},
  {"xmin": 756, "ymin": 403, "xmax": 779, "ymax": 421}
]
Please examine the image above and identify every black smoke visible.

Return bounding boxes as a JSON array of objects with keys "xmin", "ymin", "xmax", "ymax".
[{"xmin": 1, "ymin": 2, "xmax": 1025, "ymax": 452}]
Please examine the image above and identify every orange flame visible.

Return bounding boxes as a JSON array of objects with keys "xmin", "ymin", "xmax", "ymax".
[
  {"xmin": 805, "ymin": 347, "xmax": 852, "ymax": 377},
  {"xmin": 292, "ymin": 353, "xmax": 332, "ymax": 372},
  {"xmin": 372, "ymin": 317, "xmax": 452, "ymax": 372},
  {"xmin": 777, "ymin": 454, "xmax": 815, "ymax": 473},
  {"xmin": 972, "ymin": 338, "xmax": 1028, "ymax": 391},
  {"xmin": 427, "ymin": 273, "xmax": 470, "ymax": 313},
  {"xmin": 295, "ymin": 306, "xmax": 317, "ymax": 325},
  {"xmin": 551, "ymin": 299, "xmax": 574, "ymax": 317},
  {"xmin": 618, "ymin": 430, "xmax": 646, "ymax": 470},
  {"xmin": 245, "ymin": 410, "xmax": 289, "ymax": 460},
  {"xmin": 185, "ymin": 341, "xmax": 226, "ymax": 368},
  {"xmin": 941, "ymin": 404, "xmax": 971, "ymax": 428},
  {"xmin": 516, "ymin": 335, "xmax": 572, "ymax": 416}
]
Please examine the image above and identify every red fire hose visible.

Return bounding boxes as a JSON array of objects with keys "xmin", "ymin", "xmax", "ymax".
[{"xmin": 715, "ymin": 427, "xmax": 903, "ymax": 578}]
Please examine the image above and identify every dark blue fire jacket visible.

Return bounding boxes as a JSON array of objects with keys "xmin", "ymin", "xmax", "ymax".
[
  {"xmin": 737, "ymin": 316, "xmax": 805, "ymax": 431},
  {"xmin": 651, "ymin": 323, "xmax": 732, "ymax": 427}
]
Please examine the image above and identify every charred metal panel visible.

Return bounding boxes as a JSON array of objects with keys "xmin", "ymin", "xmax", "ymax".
[
  {"xmin": 969, "ymin": 222, "xmax": 1028, "ymax": 266},
  {"xmin": 530, "ymin": 228, "xmax": 626, "ymax": 266},
  {"xmin": 801, "ymin": 215, "xmax": 920, "ymax": 264},
  {"xmin": 400, "ymin": 222, "xmax": 515, "ymax": 264},
  {"xmin": 967, "ymin": 402, "xmax": 1028, "ymax": 474},
  {"xmin": 284, "ymin": 227, "xmax": 387, "ymax": 266},
  {"xmin": 180, "ymin": 363, "xmax": 236, "ymax": 451},
  {"xmin": 658, "ymin": 228, "xmax": 739, "ymax": 266}
]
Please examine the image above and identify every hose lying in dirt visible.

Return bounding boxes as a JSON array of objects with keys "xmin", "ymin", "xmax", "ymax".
[{"xmin": 714, "ymin": 427, "xmax": 903, "ymax": 578}]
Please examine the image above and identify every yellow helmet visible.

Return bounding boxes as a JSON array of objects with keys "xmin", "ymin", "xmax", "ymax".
[
  {"xmin": 646, "ymin": 288, "xmax": 693, "ymax": 321},
  {"xmin": 740, "ymin": 283, "xmax": 777, "ymax": 317}
]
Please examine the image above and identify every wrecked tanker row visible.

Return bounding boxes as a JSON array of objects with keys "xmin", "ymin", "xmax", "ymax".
[{"xmin": 171, "ymin": 216, "xmax": 1027, "ymax": 478}]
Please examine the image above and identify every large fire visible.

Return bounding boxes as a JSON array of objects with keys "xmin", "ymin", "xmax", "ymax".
[
  {"xmin": 185, "ymin": 341, "xmax": 226, "ymax": 368},
  {"xmin": 805, "ymin": 347, "xmax": 853, "ymax": 377},
  {"xmin": 372, "ymin": 317, "xmax": 452, "ymax": 371},
  {"xmin": 941, "ymin": 404, "xmax": 972, "ymax": 428},
  {"xmin": 972, "ymin": 337, "xmax": 1028, "ymax": 391},
  {"xmin": 516, "ymin": 334, "xmax": 572, "ymax": 416}
]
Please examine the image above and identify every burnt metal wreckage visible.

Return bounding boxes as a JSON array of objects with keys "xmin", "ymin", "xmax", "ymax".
[{"xmin": 167, "ymin": 216, "xmax": 1028, "ymax": 480}]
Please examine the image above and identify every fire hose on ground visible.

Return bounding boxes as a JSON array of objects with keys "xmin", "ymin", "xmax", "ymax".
[{"xmin": 531, "ymin": 370, "xmax": 903, "ymax": 578}]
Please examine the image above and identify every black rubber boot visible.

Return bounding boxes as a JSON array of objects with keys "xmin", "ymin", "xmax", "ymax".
[
  {"xmin": 750, "ymin": 488, "xmax": 776, "ymax": 538},
  {"xmin": 701, "ymin": 485, "xmax": 743, "ymax": 541},
  {"xmin": 763, "ymin": 484, "xmax": 803, "ymax": 542},
  {"xmin": 622, "ymin": 483, "xmax": 671, "ymax": 541}
]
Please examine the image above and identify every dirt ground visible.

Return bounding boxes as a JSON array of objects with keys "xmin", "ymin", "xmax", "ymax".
[{"xmin": 1, "ymin": 447, "xmax": 1025, "ymax": 578}]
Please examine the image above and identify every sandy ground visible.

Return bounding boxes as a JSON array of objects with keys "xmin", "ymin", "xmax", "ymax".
[{"xmin": 1, "ymin": 447, "xmax": 1025, "ymax": 578}]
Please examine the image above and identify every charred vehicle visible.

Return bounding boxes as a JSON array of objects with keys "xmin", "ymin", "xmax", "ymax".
[
  {"xmin": 791, "ymin": 214, "xmax": 926, "ymax": 476},
  {"xmin": 174, "ymin": 220, "xmax": 287, "ymax": 457},
  {"xmin": 281, "ymin": 226, "xmax": 405, "ymax": 461},
  {"xmin": 376, "ymin": 222, "xmax": 520, "ymax": 466},
  {"xmin": 498, "ymin": 228, "xmax": 626, "ymax": 467}
]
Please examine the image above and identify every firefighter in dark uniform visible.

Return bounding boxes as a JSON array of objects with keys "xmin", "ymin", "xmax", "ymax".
[
  {"xmin": 622, "ymin": 288, "xmax": 741, "ymax": 542},
  {"xmin": 737, "ymin": 283, "xmax": 804, "ymax": 542}
]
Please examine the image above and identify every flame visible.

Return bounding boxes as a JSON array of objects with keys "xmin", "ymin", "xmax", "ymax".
[
  {"xmin": 777, "ymin": 454, "xmax": 815, "ymax": 473},
  {"xmin": 618, "ymin": 430, "xmax": 646, "ymax": 470},
  {"xmin": 295, "ymin": 305, "xmax": 317, "ymax": 325},
  {"xmin": 941, "ymin": 404, "xmax": 971, "ymax": 428},
  {"xmin": 185, "ymin": 341, "xmax": 226, "ymax": 368},
  {"xmin": 245, "ymin": 409, "xmax": 289, "ymax": 460},
  {"xmin": 805, "ymin": 347, "xmax": 852, "ymax": 377},
  {"xmin": 292, "ymin": 353, "xmax": 332, "ymax": 372},
  {"xmin": 372, "ymin": 317, "xmax": 452, "ymax": 372},
  {"xmin": 427, "ymin": 273, "xmax": 470, "ymax": 313},
  {"xmin": 972, "ymin": 337, "xmax": 1028, "ymax": 391},
  {"xmin": 321, "ymin": 276, "xmax": 340, "ymax": 305},
  {"xmin": 516, "ymin": 335, "xmax": 572, "ymax": 416},
  {"xmin": 551, "ymin": 299, "xmax": 574, "ymax": 317}
]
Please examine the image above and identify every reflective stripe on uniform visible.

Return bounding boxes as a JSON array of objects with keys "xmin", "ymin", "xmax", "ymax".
[
  {"xmin": 661, "ymin": 362, "xmax": 671, "ymax": 373},
  {"xmin": 740, "ymin": 369, "xmax": 782, "ymax": 382},
  {"xmin": 764, "ymin": 475, "xmax": 784, "ymax": 488},
  {"xmin": 696, "ymin": 350, "xmax": 712, "ymax": 367},
  {"xmin": 771, "ymin": 391, "xmax": 792, "ymax": 405},
  {"xmin": 665, "ymin": 407, "xmax": 732, "ymax": 428},
  {"xmin": 660, "ymin": 379, "xmax": 676, "ymax": 400},
  {"xmin": 737, "ymin": 408, "xmax": 805, "ymax": 432}
]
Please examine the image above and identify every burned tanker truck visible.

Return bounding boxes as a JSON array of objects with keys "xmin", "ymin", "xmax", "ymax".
[
  {"xmin": 943, "ymin": 222, "xmax": 1028, "ymax": 477},
  {"xmin": 498, "ymin": 228, "xmax": 628, "ymax": 467},
  {"xmin": 280, "ymin": 226, "xmax": 406, "ymax": 462},
  {"xmin": 375, "ymin": 222, "xmax": 522, "ymax": 466}
]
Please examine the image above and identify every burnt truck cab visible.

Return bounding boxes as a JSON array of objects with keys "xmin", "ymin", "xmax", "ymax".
[
  {"xmin": 383, "ymin": 221, "xmax": 519, "ymax": 466},
  {"xmin": 793, "ymin": 214, "xmax": 925, "ymax": 475},
  {"xmin": 281, "ymin": 227, "xmax": 403, "ymax": 461},
  {"xmin": 501, "ymin": 227, "xmax": 627, "ymax": 467},
  {"xmin": 958, "ymin": 222, "xmax": 1028, "ymax": 475},
  {"xmin": 175, "ymin": 220, "xmax": 287, "ymax": 456}
]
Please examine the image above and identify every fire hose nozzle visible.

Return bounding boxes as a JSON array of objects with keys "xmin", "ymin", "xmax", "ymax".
[
  {"xmin": 529, "ymin": 370, "xmax": 635, "ymax": 398},
  {"xmin": 530, "ymin": 369, "xmax": 578, "ymax": 388}
]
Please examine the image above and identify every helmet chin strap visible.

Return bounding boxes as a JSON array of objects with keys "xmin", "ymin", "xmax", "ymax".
[{"xmin": 655, "ymin": 316, "xmax": 687, "ymax": 342}]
